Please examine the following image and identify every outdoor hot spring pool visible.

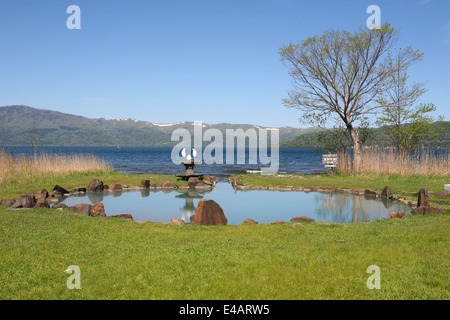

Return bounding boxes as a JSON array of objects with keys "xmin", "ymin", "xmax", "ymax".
[{"xmin": 54, "ymin": 183, "xmax": 412, "ymax": 224}]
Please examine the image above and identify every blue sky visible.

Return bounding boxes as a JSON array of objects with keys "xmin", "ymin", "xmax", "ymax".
[{"xmin": 0, "ymin": 0, "xmax": 449, "ymax": 127}]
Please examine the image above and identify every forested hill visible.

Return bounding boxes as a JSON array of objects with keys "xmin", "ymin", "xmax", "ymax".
[
  {"xmin": 280, "ymin": 121, "xmax": 450, "ymax": 149},
  {"xmin": 0, "ymin": 105, "xmax": 322, "ymax": 147}
]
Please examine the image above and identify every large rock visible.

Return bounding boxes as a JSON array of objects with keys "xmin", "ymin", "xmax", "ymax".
[
  {"xmin": 417, "ymin": 188, "xmax": 429, "ymax": 207},
  {"xmin": 381, "ymin": 186, "xmax": 391, "ymax": 198},
  {"xmin": 193, "ymin": 200, "xmax": 227, "ymax": 226},
  {"xmin": 89, "ymin": 202, "xmax": 106, "ymax": 217},
  {"xmin": 290, "ymin": 216, "xmax": 315, "ymax": 223},
  {"xmin": 71, "ymin": 203, "xmax": 92, "ymax": 215},
  {"xmin": 243, "ymin": 218, "xmax": 258, "ymax": 224},
  {"xmin": 87, "ymin": 178, "xmax": 104, "ymax": 192}
]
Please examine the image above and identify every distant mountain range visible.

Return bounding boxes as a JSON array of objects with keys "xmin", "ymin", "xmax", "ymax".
[{"xmin": 0, "ymin": 105, "xmax": 323, "ymax": 147}]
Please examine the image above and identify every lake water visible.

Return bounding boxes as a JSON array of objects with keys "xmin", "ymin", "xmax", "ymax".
[
  {"xmin": 56, "ymin": 183, "xmax": 412, "ymax": 224},
  {"xmin": 2, "ymin": 146, "xmax": 325, "ymax": 179}
]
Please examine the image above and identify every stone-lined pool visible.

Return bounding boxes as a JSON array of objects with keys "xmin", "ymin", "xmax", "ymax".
[{"xmin": 55, "ymin": 183, "xmax": 412, "ymax": 224}]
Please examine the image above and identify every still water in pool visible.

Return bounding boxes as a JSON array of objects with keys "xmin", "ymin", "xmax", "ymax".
[{"xmin": 57, "ymin": 183, "xmax": 412, "ymax": 224}]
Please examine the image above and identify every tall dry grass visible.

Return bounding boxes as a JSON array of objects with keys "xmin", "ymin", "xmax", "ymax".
[
  {"xmin": 0, "ymin": 151, "xmax": 112, "ymax": 184},
  {"xmin": 337, "ymin": 148, "xmax": 449, "ymax": 176}
]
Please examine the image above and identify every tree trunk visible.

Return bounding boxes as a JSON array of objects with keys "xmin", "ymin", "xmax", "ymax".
[{"xmin": 348, "ymin": 125, "xmax": 362, "ymax": 173}]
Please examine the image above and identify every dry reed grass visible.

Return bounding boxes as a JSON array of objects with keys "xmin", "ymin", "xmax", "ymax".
[
  {"xmin": 0, "ymin": 151, "xmax": 112, "ymax": 184},
  {"xmin": 337, "ymin": 148, "xmax": 449, "ymax": 176}
]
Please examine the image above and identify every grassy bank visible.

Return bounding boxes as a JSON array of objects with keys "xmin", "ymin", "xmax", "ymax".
[
  {"xmin": 0, "ymin": 170, "xmax": 449, "ymax": 299},
  {"xmin": 235, "ymin": 173, "xmax": 450, "ymax": 209},
  {"xmin": 0, "ymin": 169, "xmax": 180, "ymax": 200}
]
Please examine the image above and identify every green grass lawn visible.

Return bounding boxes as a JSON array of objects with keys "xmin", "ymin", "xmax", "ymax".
[{"xmin": 0, "ymin": 170, "xmax": 449, "ymax": 299}]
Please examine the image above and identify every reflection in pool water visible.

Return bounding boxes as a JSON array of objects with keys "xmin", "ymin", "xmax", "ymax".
[{"xmin": 56, "ymin": 183, "xmax": 412, "ymax": 224}]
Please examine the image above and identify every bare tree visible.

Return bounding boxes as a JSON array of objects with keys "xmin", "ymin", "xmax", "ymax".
[
  {"xmin": 279, "ymin": 24, "xmax": 423, "ymax": 172},
  {"xmin": 25, "ymin": 123, "xmax": 43, "ymax": 161}
]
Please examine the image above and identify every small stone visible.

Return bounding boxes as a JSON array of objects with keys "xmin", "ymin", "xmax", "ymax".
[
  {"xmin": 140, "ymin": 180, "xmax": 150, "ymax": 188},
  {"xmin": 389, "ymin": 212, "xmax": 405, "ymax": 219},
  {"xmin": 109, "ymin": 214, "xmax": 134, "ymax": 221},
  {"xmin": 71, "ymin": 203, "xmax": 92, "ymax": 215},
  {"xmin": 365, "ymin": 189, "xmax": 377, "ymax": 196},
  {"xmin": 35, "ymin": 197, "xmax": 50, "ymax": 208},
  {"xmin": 161, "ymin": 181, "xmax": 176, "ymax": 189},
  {"xmin": 230, "ymin": 178, "xmax": 244, "ymax": 187},
  {"xmin": 52, "ymin": 203, "xmax": 68, "ymax": 209},
  {"xmin": 53, "ymin": 185, "xmax": 70, "ymax": 195},
  {"xmin": 188, "ymin": 177, "xmax": 201, "ymax": 188},
  {"xmin": 19, "ymin": 195, "xmax": 36, "ymax": 208},
  {"xmin": 243, "ymin": 218, "xmax": 258, "ymax": 224},
  {"xmin": 35, "ymin": 189, "xmax": 48, "ymax": 200},
  {"xmin": 1, "ymin": 199, "xmax": 15, "ymax": 208},
  {"xmin": 318, "ymin": 187, "xmax": 335, "ymax": 193},
  {"xmin": 381, "ymin": 186, "xmax": 391, "ymax": 198},
  {"xmin": 110, "ymin": 183, "xmax": 123, "ymax": 191},
  {"xmin": 89, "ymin": 202, "xmax": 106, "ymax": 217},
  {"xmin": 290, "ymin": 216, "xmax": 315, "ymax": 223},
  {"xmin": 87, "ymin": 178, "xmax": 104, "ymax": 192},
  {"xmin": 170, "ymin": 218, "xmax": 186, "ymax": 226},
  {"xmin": 436, "ymin": 192, "xmax": 450, "ymax": 198}
]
